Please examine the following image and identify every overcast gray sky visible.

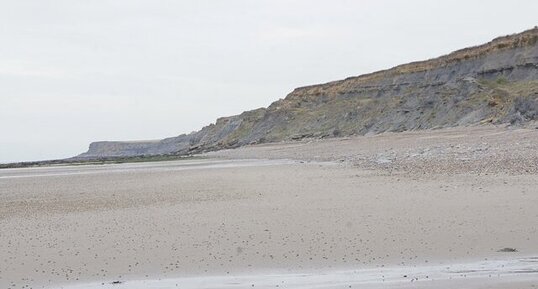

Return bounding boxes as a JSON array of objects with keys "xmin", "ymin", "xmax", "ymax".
[{"xmin": 1, "ymin": 0, "xmax": 537, "ymax": 163}]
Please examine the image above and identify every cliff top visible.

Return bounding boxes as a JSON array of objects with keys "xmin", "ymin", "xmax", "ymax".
[{"xmin": 290, "ymin": 27, "xmax": 538, "ymax": 96}]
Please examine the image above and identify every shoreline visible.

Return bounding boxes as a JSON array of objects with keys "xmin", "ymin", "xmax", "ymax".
[
  {"xmin": 56, "ymin": 256, "xmax": 538, "ymax": 289},
  {"xmin": 2, "ymin": 128, "xmax": 537, "ymax": 289},
  {"xmin": 0, "ymin": 158, "xmax": 300, "ymax": 180}
]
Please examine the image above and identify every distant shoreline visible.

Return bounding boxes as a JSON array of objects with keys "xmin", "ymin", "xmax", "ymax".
[{"xmin": 0, "ymin": 154, "xmax": 204, "ymax": 169}]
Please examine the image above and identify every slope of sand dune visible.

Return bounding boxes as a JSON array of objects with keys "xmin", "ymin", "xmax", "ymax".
[{"xmin": 1, "ymin": 125, "xmax": 537, "ymax": 289}]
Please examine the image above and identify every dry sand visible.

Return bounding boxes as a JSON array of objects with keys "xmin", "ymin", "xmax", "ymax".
[{"xmin": 1, "ymin": 126, "xmax": 537, "ymax": 289}]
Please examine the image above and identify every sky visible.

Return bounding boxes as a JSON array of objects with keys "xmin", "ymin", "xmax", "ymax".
[{"xmin": 1, "ymin": 0, "xmax": 537, "ymax": 163}]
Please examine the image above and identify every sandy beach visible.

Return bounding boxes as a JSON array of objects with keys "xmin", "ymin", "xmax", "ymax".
[{"xmin": 1, "ymin": 126, "xmax": 537, "ymax": 289}]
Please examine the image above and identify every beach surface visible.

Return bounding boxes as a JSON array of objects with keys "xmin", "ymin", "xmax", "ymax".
[{"xmin": 1, "ymin": 126, "xmax": 537, "ymax": 289}]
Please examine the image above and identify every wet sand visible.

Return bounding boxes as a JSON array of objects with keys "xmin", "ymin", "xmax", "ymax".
[
  {"xmin": 1, "ymin": 126, "xmax": 538, "ymax": 289},
  {"xmin": 59, "ymin": 256, "xmax": 538, "ymax": 289}
]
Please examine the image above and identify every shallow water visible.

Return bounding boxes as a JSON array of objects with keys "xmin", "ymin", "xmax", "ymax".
[
  {"xmin": 57, "ymin": 256, "xmax": 538, "ymax": 289},
  {"xmin": 0, "ymin": 159, "xmax": 297, "ymax": 179}
]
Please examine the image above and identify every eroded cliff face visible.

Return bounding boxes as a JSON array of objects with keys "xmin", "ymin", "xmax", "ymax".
[{"xmin": 79, "ymin": 28, "xmax": 538, "ymax": 158}]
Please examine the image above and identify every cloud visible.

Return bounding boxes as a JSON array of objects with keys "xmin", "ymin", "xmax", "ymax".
[
  {"xmin": 257, "ymin": 26, "xmax": 320, "ymax": 44},
  {"xmin": 0, "ymin": 60, "xmax": 72, "ymax": 79}
]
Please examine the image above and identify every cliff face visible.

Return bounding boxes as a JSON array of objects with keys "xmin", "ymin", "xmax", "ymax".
[{"xmin": 79, "ymin": 28, "xmax": 538, "ymax": 158}]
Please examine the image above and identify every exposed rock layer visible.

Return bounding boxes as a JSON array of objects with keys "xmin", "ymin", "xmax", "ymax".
[{"xmin": 79, "ymin": 28, "xmax": 538, "ymax": 158}]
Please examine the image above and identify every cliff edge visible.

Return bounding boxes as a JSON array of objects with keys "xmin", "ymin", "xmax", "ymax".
[{"xmin": 79, "ymin": 28, "xmax": 538, "ymax": 158}]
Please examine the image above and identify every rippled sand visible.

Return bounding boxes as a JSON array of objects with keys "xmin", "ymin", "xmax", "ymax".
[{"xmin": 1, "ymin": 140, "xmax": 537, "ymax": 288}]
